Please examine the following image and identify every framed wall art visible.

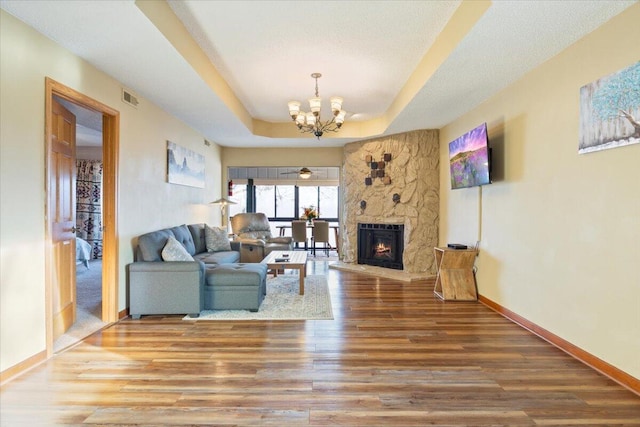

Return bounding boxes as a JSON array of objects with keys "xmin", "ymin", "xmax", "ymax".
[
  {"xmin": 579, "ymin": 61, "xmax": 640, "ymax": 154},
  {"xmin": 167, "ymin": 140, "xmax": 205, "ymax": 188}
]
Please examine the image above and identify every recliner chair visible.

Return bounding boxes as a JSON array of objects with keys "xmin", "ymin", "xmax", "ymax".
[{"xmin": 230, "ymin": 213, "xmax": 293, "ymax": 262}]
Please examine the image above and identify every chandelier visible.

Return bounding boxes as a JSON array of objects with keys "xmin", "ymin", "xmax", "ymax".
[{"xmin": 287, "ymin": 73, "xmax": 346, "ymax": 139}]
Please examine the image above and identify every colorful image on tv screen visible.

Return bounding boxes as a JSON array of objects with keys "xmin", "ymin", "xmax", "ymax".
[{"xmin": 448, "ymin": 123, "xmax": 490, "ymax": 189}]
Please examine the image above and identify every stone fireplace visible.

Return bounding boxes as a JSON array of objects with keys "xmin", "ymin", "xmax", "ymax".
[
  {"xmin": 338, "ymin": 129, "xmax": 440, "ymax": 275},
  {"xmin": 358, "ymin": 223, "xmax": 404, "ymax": 270}
]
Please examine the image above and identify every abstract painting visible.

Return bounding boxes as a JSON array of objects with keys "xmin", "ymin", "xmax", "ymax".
[
  {"xmin": 167, "ymin": 141, "xmax": 205, "ymax": 188},
  {"xmin": 579, "ymin": 61, "xmax": 640, "ymax": 154}
]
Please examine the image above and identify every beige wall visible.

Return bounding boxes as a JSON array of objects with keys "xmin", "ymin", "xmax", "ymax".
[
  {"xmin": 440, "ymin": 5, "xmax": 640, "ymax": 379},
  {"xmin": 0, "ymin": 11, "xmax": 223, "ymax": 372},
  {"xmin": 222, "ymin": 146, "xmax": 343, "ymax": 169}
]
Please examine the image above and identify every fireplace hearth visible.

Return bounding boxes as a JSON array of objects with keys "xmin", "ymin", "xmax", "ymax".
[{"xmin": 357, "ymin": 223, "xmax": 404, "ymax": 270}]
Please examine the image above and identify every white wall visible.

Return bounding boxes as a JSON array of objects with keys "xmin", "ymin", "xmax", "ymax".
[
  {"xmin": 76, "ymin": 146, "xmax": 102, "ymax": 161},
  {"xmin": 440, "ymin": 5, "xmax": 640, "ymax": 379},
  {"xmin": 0, "ymin": 10, "xmax": 223, "ymax": 372}
]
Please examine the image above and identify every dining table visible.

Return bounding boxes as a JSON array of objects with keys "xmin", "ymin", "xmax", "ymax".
[{"xmin": 276, "ymin": 223, "xmax": 340, "ymax": 256}]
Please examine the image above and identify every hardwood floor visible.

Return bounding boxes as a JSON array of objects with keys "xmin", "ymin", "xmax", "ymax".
[{"xmin": 2, "ymin": 261, "xmax": 639, "ymax": 426}]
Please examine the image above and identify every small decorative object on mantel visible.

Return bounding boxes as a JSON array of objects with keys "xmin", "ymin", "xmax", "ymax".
[{"xmin": 365, "ymin": 153, "xmax": 392, "ymax": 185}]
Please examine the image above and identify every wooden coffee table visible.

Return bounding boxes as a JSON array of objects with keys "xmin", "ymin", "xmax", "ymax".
[{"xmin": 261, "ymin": 250, "xmax": 308, "ymax": 295}]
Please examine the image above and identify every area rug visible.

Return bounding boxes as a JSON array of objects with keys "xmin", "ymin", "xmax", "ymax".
[{"xmin": 184, "ymin": 274, "xmax": 333, "ymax": 320}]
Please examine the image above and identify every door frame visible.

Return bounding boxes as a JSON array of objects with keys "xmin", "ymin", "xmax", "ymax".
[{"xmin": 45, "ymin": 78, "xmax": 120, "ymax": 356}]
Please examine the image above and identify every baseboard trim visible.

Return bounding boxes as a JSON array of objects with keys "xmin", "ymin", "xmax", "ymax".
[
  {"xmin": 0, "ymin": 350, "xmax": 47, "ymax": 386},
  {"xmin": 478, "ymin": 294, "xmax": 639, "ymax": 395},
  {"xmin": 4, "ymin": 310, "xmax": 128, "ymax": 386}
]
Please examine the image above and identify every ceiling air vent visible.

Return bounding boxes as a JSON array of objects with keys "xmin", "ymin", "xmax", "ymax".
[{"xmin": 121, "ymin": 88, "xmax": 139, "ymax": 108}]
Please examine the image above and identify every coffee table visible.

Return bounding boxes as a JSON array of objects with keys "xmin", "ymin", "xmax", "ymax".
[{"xmin": 261, "ymin": 250, "xmax": 308, "ymax": 295}]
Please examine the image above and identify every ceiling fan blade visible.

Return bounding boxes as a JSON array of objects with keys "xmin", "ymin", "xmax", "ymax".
[{"xmin": 280, "ymin": 167, "xmax": 313, "ymax": 176}]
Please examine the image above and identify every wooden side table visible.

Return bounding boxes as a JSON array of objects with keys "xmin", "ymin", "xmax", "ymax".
[{"xmin": 433, "ymin": 247, "xmax": 478, "ymax": 301}]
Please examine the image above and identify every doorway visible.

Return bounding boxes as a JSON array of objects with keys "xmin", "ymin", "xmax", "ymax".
[
  {"xmin": 45, "ymin": 78, "xmax": 120, "ymax": 356},
  {"xmin": 52, "ymin": 96, "xmax": 107, "ymax": 352}
]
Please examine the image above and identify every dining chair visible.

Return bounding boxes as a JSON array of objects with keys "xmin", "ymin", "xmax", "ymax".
[
  {"xmin": 291, "ymin": 220, "xmax": 308, "ymax": 251},
  {"xmin": 311, "ymin": 220, "xmax": 330, "ymax": 256}
]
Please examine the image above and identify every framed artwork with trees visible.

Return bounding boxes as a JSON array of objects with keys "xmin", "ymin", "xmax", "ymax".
[{"xmin": 579, "ymin": 61, "xmax": 640, "ymax": 154}]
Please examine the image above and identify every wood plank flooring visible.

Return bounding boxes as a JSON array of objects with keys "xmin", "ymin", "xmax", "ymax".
[{"xmin": 2, "ymin": 261, "xmax": 639, "ymax": 426}]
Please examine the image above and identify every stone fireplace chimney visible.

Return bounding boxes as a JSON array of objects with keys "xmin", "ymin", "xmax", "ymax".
[{"xmin": 340, "ymin": 130, "xmax": 439, "ymax": 275}]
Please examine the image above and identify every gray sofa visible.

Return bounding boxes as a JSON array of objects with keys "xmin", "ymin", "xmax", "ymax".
[{"xmin": 128, "ymin": 223, "xmax": 267, "ymax": 319}]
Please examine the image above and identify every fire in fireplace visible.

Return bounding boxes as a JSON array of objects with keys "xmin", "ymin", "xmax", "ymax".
[{"xmin": 357, "ymin": 223, "xmax": 404, "ymax": 270}]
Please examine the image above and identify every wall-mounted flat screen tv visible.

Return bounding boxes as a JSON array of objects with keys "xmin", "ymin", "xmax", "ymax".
[{"xmin": 448, "ymin": 122, "xmax": 492, "ymax": 189}]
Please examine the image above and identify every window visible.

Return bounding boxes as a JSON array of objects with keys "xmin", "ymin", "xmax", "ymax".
[
  {"xmin": 319, "ymin": 186, "xmax": 339, "ymax": 219},
  {"xmin": 276, "ymin": 185, "xmax": 295, "ymax": 218},
  {"xmin": 298, "ymin": 186, "xmax": 338, "ymax": 220},
  {"xmin": 255, "ymin": 185, "xmax": 275, "ymax": 217},
  {"xmin": 228, "ymin": 184, "xmax": 247, "ymax": 217},
  {"xmin": 298, "ymin": 186, "xmax": 318, "ymax": 217},
  {"xmin": 252, "ymin": 185, "xmax": 338, "ymax": 221}
]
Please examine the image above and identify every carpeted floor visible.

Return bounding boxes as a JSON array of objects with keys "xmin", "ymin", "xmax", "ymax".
[
  {"xmin": 185, "ymin": 274, "xmax": 333, "ymax": 321},
  {"xmin": 53, "ymin": 259, "xmax": 107, "ymax": 353}
]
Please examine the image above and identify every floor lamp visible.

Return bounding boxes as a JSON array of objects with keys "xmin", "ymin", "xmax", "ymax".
[{"xmin": 210, "ymin": 197, "xmax": 237, "ymax": 232}]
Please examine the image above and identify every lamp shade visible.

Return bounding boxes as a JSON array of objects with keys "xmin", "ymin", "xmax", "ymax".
[
  {"xmin": 308, "ymin": 97, "xmax": 321, "ymax": 115},
  {"xmin": 210, "ymin": 197, "xmax": 237, "ymax": 206},
  {"xmin": 330, "ymin": 97, "xmax": 343, "ymax": 114},
  {"xmin": 296, "ymin": 112, "xmax": 306, "ymax": 127},
  {"xmin": 305, "ymin": 112, "xmax": 316, "ymax": 127},
  {"xmin": 288, "ymin": 101, "xmax": 301, "ymax": 118}
]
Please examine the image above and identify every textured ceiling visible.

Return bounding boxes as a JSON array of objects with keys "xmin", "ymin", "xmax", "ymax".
[{"xmin": 1, "ymin": 0, "xmax": 636, "ymax": 148}]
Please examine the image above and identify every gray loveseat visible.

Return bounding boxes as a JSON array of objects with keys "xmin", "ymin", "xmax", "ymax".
[{"xmin": 128, "ymin": 223, "xmax": 267, "ymax": 318}]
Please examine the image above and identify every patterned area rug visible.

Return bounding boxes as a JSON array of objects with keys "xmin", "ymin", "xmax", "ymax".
[{"xmin": 184, "ymin": 274, "xmax": 333, "ymax": 320}]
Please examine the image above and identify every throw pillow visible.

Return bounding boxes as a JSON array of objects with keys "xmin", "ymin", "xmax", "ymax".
[
  {"xmin": 205, "ymin": 224, "xmax": 231, "ymax": 252},
  {"xmin": 161, "ymin": 236, "xmax": 194, "ymax": 261}
]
